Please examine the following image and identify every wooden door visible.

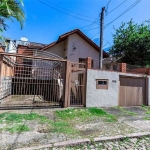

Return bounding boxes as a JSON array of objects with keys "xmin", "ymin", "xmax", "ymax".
[{"xmin": 119, "ymin": 76, "xmax": 147, "ymax": 106}]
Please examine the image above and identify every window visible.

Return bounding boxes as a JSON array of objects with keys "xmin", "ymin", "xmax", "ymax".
[
  {"xmin": 96, "ymin": 79, "xmax": 108, "ymax": 89},
  {"xmin": 98, "ymin": 81, "xmax": 107, "ymax": 85},
  {"xmin": 79, "ymin": 58, "xmax": 86, "ymax": 63}
]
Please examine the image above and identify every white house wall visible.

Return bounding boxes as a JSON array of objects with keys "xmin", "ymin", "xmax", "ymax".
[
  {"xmin": 45, "ymin": 33, "xmax": 100, "ymax": 62},
  {"xmin": 66, "ymin": 33, "xmax": 99, "ymax": 62},
  {"xmin": 45, "ymin": 41, "xmax": 66, "ymax": 58},
  {"xmin": 86, "ymin": 69, "xmax": 150, "ymax": 107}
]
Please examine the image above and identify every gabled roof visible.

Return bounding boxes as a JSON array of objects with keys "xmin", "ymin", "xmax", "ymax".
[{"xmin": 42, "ymin": 29, "xmax": 109, "ymax": 58}]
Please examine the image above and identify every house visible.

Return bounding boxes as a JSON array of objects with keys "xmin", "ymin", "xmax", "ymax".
[
  {"xmin": 42, "ymin": 29, "xmax": 109, "ymax": 64},
  {"xmin": 0, "ymin": 37, "xmax": 47, "ymax": 55},
  {"xmin": 17, "ymin": 38, "xmax": 47, "ymax": 56}
]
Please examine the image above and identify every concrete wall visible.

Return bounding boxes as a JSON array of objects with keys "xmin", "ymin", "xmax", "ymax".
[
  {"xmin": 86, "ymin": 69, "xmax": 150, "ymax": 107},
  {"xmin": 0, "ymin": 77, "xmax": 12, "ymax": 100},
  {"xmin": 0, "ymin": 55, "xmax": 14, "ymax": 100}
]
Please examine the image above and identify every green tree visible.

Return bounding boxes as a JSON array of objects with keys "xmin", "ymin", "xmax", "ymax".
[
  {"xmin": 110, "ymin": 20, "xmax": 150, "ymax": 66},
  {"xmin": 0, "ymin": 0, "xmax": 25, "ymax": 39}
]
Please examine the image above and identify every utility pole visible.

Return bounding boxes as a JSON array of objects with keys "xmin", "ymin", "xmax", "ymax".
[{"xmin": 99, "ymin": 7, "xmax": 105, "ymax": 69}]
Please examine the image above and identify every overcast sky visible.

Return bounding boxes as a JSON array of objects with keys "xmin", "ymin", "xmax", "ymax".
[{"xmin": 3, "ymin": 0, "xmax": 150, "ymax": 48}]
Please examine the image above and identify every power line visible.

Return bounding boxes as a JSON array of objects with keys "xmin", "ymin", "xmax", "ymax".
[
  {"xmin": 104, "ymin": 0, "xmax": 141, "ymax": 28},
  {"xmin": 78, "ymin": 18, "xmax": 99, "ymax": 30},
  {"xmin": 103, "ymin": 42, "xmax": 109, "ymax": 48},
  {"xmin": 106, "ymin": 0, "xmax": 112, "ymax": 9},
  {"xmin": 103, "ymin": 38, "xmax": 111, "ymax": 47},
  {"xmin": 84, "ymin": 19, "xmax": 99, "ymax": 31},
  {"xmin": 83, "ymin": 26, "xmax": 99, "ymax": 31},
  {"xmin": 42, "ymin": 0, "xmax": 96, "ymax": 19},
  {"xmin": 106, "ymin": 0, "xmax": 128, "ymax": 15},
  {"xmin": 75, "ymin": 31, "xmax": 100, "ymax": 49},
  {"xmin": 38, "ymin": 0, "xmax": 95, "ymax": 23},
  {"xmin": 105, "ymin": 0, "xmax": 112, "ymax": 15},
  {"xmin": 73, "ymin": 18, "xmax": 100, "ymax": 45}
]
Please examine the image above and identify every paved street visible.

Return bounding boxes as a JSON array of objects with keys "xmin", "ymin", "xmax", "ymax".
[{"xmin": 51, "ymin": 136, "xmax": 150, "ymax": 150}]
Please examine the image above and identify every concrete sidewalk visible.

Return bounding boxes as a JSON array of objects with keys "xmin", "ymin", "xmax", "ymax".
[{"xmin": 1, "ymin": 106, "xmax": 150, "ymax": 150}]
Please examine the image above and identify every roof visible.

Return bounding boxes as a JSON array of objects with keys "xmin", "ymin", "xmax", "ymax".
[
  {"xmin": 17, "ymin": 41, "xmax": 47, "ymax": 50},
  {"xmin": 29, "ymin": 42, "xmax": 47, "ymax": 49},
  {"xmin": 42, "ymin": 29, "xmax": 109, "ymax": 58}
]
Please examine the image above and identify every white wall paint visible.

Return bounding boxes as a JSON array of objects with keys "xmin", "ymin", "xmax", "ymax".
[
  {"xmin": 67, "ymin": 33, "xmax": 99, "ymax": 62},
  {"xmin": 45, "ymin": 41, "xmax": 66, "ymax": 58},
  {"xmin": 45, "ymin": 33, "xmax": 99, "ymax": 62},
  {"xmin": 86, "ymin": 69, "xmax": 150, "ymax": 107}
]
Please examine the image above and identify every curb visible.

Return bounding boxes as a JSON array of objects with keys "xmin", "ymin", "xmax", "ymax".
[
  {"xmin": 54, "ymin": 138, "xmax": 90, "ymax": 147},
  {"xmin": 15, "ymin": 132, "xmax": 150, "ymax": 150},
  {"xmin": 94, "ymin": 132, "xmax": 150, "ymax": 142}
]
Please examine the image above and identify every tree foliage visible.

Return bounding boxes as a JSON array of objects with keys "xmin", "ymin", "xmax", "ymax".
[
  {"xmin": 110, "ymin": 20, "xmax": 150, "ymax": 66},
  {"xmin": 0, "ymin": 0, "xmax": 25, "ymax": 39}
]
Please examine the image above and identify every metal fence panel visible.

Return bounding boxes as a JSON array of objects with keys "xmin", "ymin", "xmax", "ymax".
[{"xmin": 0, "ymin": 53, "xmax": 66, "ymax": 108}]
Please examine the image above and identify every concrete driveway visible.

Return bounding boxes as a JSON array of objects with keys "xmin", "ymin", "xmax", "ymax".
[{"xmin": 104, "ymin": 106, "xmax": 150, "ymax": 132}]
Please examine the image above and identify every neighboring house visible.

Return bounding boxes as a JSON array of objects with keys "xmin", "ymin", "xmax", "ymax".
[
  {"xmin": 0, "ymin": 37, "xmax": 47, "ymax": 55},
  {"xmin": 17, "ymin": 39, "xmax": 47, "ymax": 56},
  {"xmin": 42, "ymin": 29, "xmax": 109, "ymax": 64}
]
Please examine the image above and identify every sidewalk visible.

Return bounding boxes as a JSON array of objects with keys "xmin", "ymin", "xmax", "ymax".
[{"xmin": 0, "ymin": 106, "xmax": 150, "ymax": 150}]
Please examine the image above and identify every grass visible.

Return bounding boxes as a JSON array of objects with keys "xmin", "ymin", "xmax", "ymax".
[
  {"xmin": 142, "ymin": 105, "xmax": 150, "ymax": 114},
  {"xmin": 55, "ymin": 107, "xmax": 117, "ymax": 122},
  {"xmin": 0, "ymin": 108, "xmax": 117, "ymax": 135},
  {"xmin": 0, "ymin": 112, "xmax": 76, "ymax": 134},
  {"xmin": 5, "ymin": 124, "xmax": 30, "ymax": 133},
  {"xmin": 144, "ymin": 116, "xmax": 150, "ymax": 120},
  {"xmin": 53, "ymin": 108, "xmax": 117, "ymax": 135},
  {"xmin": 0, "ymin": 112, "xmax": 48, "ymax": 123},
  {"xmin": 114, "ymin": 106, "xmax": 137, "ymax": 116},
  {"xmin": 51, "ymin": 121, "xmax": 76, "ymax": 134},
  {"xmin": 0, "ymin": 112, "xmax": 49, "ymax": 133}
]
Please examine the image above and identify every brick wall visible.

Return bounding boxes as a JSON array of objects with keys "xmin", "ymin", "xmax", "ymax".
[{"xmin": 17, "ymin": 45, "xmax": 33, "ymax": 56}]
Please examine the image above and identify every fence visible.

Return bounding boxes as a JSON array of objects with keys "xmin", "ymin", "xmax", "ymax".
[
  {"xmin": 92, "ymin": 59, "xmax": 120, "ymax": 71},
  {"xmin": 126, "ymin": 64, "xmax": 150, "ymax": 74},
  {"xmin": 0, "ymin": 52, "xmax": 67, "ymax": 108},
  {"xmin": 88, "ymin": 58, "xmax": 150, "ymax": 75}
]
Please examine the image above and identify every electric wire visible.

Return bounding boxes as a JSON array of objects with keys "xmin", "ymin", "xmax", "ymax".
[
  {"xmin": 73, "ymin": 18, "xmax": 100, "ymax": 45},
  {"xmin": 106, "ymin": 0, "xmax": 128, "ymax": 15},
  {"xmin": 42, "ymin": 0, "xmax": 96, "ymax": 19},
  {"xmin": 105, "ymin": 0, "xmax": 112, "ymax": 15},
  {"xmin": 104, "ymin": 0, "xmax": 141, "ymax": 28},
  {"xmin": 38, "ymin": 0, "xmax": 95, "ymax": 22},
  {"xmin": 75, "ymin": 31, "xmax": 100, "ymax": 49}
]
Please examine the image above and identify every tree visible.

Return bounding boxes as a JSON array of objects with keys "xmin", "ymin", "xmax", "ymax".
[
  {"xmin": 0, "ymin": 0, "xmax": 25, "ymax": 39},
  {"xmin": 110, "ymin": 20, "xmax": 150, "ymax": 66}
]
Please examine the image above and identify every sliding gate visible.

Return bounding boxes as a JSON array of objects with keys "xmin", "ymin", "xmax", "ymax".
[{"xmin": 0, "ymin": 53, "xmax": 66, "ymax": 108}]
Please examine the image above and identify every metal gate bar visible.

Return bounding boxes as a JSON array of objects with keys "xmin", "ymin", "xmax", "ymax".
[
  {"xmin": 70, "ymin": 62, "xmax": 86, "ymax": 106},
  {"xmin": 0, "ymin": 52, "xmax": 66, "ymax": 108}
]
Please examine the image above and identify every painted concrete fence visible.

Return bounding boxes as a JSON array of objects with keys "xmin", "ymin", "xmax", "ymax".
[{"xmin": 86, "ymin": 69, "xmax": 150, "ymax": 107}]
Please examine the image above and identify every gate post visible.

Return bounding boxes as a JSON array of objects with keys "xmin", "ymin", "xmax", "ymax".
[
  {"xmin": 0, "ymin": 54, "xmax": 3, "ymax": 79},
  {"xmin": 63, "ymin": 60, "xmax": 71, "ymax": 108}
]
